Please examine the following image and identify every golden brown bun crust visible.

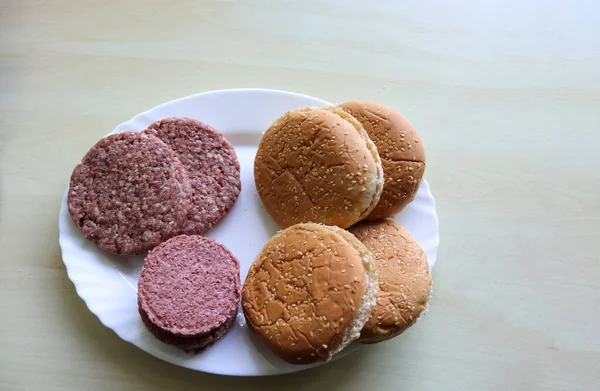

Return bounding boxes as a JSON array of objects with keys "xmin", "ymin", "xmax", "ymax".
[
  {"xmin": 242, "ymin": 223, "xmax": 368, "ymax": 364},
  {"xmin": 340, "ymin": 101, "xmax": 426, "ymax": 219},
  {"xmin": 322, "ymin": 106, "xmax": 384, "ymax": 221},
  {"xmin": 349, "ymin": 220, "xmax": 431, "ymax": 343},
  {"xmin": 254, "ymin": 107, "xmax": 383, "ymax": 229}
]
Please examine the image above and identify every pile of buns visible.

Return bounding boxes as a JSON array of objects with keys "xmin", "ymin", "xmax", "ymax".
[{"xmin": 242, "ymin": 101, "xmax": 432, "ymax": 364}]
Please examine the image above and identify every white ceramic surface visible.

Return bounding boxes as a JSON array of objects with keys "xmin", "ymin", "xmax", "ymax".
[{"xmin": 58, "ymin": 89, "xmax": 439, "ymax": 376}]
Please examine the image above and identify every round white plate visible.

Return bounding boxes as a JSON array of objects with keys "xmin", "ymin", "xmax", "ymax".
[{"xmin": 59, "ymin": 89, "xmax": 439, "ymax": 376}]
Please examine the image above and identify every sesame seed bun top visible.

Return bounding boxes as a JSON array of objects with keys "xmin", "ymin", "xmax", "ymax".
[
  {"xmin": 242, "ymin": 223, "xmax": 378, "ymax": 364},
  {"xmin": 349, "ymin": 220, "xmax": 431, "ymax": 343},
  {"xmin": 340, "ymin": 101, "xmax": 426, "ymax": 219},
  {"xmin": 254, "ymin": 107, "xmax": 383, "ymax": 229}
]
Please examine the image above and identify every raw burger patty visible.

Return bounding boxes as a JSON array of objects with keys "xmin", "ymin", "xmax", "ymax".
[
  {"xmin": 139, "ymin": 306, "xmax": 236, "ymax": 352},
  {"xmin": 138, "ymin": 235, "xmax": 241, "ymax": 352},
  {"xmin": 144, "ymin": 118, "xmax": 241, "ymax": 235},
  {"xmin": 68, "ymin": 132, "xmax": 193, "ymax": 255}
]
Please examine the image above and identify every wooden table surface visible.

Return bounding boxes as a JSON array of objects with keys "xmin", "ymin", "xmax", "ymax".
[{"xmin": 1, "ymin": 1, "xmax": 599, "ymax": 390}]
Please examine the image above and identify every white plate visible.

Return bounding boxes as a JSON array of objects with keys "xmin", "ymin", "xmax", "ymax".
[{"xmin": 59, "ymin": 89, "xmax": 439, "ymax": 376}]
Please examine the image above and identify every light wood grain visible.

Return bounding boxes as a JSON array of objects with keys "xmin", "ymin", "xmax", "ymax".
[{"xmin": 1, "ymin": 0, "xmax": 599, "ymax": 390}]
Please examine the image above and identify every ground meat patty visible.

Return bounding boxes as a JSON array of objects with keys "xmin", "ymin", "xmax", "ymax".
[
  {"xmin": 138, "ymin": 235, "xmax": 241, "ymax": 352},
  {"xmin": 144, "ymin": 118, "xmax": 241, "ymax": 235},
  {"xmin": 68, "ymin": 132, "xmax": 193, "ymax": 255},
  {"xmin": 139, "ymin": 306, "xmax": 237, "ymax": 352}
]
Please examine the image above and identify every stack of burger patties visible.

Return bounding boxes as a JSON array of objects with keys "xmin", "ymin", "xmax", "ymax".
[{"xmin": 243, "ymin": 102, "xmax": 432, "ymax": 364}]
